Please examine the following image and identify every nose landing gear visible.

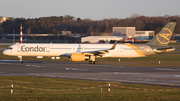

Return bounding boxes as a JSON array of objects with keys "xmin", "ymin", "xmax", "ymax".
[{"xmin": 18, "ymin": 56, "xmax": 23, "ymax": 64}]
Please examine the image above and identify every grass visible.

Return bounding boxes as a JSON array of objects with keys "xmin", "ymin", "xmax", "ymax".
[
  {"xmin": 0, "ymin": 76, "xmax": 180, "ymax": 101},
  {"xmin": 0, "ymin": 45, "xmax": 9, "ymax": 48},
  {"xmin": 169, "ymin": 43, "xmax": 180, "ymax": 49},
  {"xmin": 96, "ymin": 53, "xmax": 180, "ymax": 66}
]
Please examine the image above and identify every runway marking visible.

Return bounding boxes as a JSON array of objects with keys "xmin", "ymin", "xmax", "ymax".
[
  {"xmin": 81, "ymin": 64, "xmax": 122, "ymax": 67},
  {"xmin": 65, "ymin": 68, "xmax": 88, "ymax": 71},
  {"xmin": 26, "ymin": 65, "xmax": 45, "ymax": 68},
  {"xmin": 0, "ymin": 63, "xmax": 10, "ymax": 64},
  {"xmin": 114, "ymin": 72, "xmax": 142, "ymax": 75},
  {"xmin": 174, "ymin": 75, "xmax": 180, "ymax": 77},
  {"xmin": 0, "ymin": 60, "xmax": 18, "ymax": 62},
  {"xmin": 157, "ymin": 68, "xmax": 179, "ymax": 71}
]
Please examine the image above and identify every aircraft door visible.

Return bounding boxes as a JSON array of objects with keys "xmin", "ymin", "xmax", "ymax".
[
  {"xmin": 120, "ymin": 47, "xmax": 123, "ymax": 52},
  {"xmin": 17, "ymin": 45, "xmax": 21, "ymax": 52},
  {"xmin": 146, "ymin": 47, "xmax": 150, "ymax": 53},
  {"xmin": 46, "ymin": 45, "xmax": 50, "ymax": 52}
]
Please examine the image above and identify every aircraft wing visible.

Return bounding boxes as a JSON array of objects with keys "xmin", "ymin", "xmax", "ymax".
[
  {"xmin": 59, "ymin": 41, "xmax": 117, "ymax": 57},
  {"xmin": 60, "ymin": 49, "xmax": 110, "ymax": 57},
  {"xmin": 83, "ymin": 41, "xmax": 117, "ymax": 56}
]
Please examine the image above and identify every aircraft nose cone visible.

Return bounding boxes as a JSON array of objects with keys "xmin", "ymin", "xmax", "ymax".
[{"xmin": 3, "ymin": 50, "xmax": 7, "ymax": 55}]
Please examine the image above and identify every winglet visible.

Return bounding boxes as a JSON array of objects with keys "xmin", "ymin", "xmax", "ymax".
[{"xmin": 110, "ymin": 41, "xmax": 118, "ymax": 50}]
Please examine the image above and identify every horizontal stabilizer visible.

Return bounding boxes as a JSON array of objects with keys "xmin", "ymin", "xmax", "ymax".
[{"xmin": 156, "ymin": 47, "xmax": 174, "ymax": 50}]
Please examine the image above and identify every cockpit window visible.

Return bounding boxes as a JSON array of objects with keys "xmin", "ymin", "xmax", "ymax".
[{"xmin": 7, "ymin": 47, "xmax": 13, "ymax": 50}]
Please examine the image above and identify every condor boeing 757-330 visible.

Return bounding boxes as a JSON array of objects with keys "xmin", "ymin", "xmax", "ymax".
[{"xmin": 3, "ymin": 22, "xmax": 177, "ymax": 64}]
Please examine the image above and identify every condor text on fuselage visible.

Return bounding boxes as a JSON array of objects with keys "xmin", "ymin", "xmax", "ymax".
[{"xmin": 21, "ymin": 45, "xmax": 46, "ymax": 52}]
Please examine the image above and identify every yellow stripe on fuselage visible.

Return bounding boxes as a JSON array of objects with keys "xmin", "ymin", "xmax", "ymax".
[{"xmin": 125, "ymin": 44, "xmax": 146, "ymax": 57}]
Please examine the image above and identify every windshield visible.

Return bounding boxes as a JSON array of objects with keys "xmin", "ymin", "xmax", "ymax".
[{"xmin": 7, "ymin": 47, "xmax": 13, "ymax": 50}]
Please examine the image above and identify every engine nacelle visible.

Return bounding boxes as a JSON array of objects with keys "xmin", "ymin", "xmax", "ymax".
[{"xmin": 69, "ymin": 53, "xmax": 86, "ymax": 61}]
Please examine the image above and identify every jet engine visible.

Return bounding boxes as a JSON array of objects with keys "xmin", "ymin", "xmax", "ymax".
[{"xmin": 69, "ymin": 53, "xmax": 86, "ymax": 61}]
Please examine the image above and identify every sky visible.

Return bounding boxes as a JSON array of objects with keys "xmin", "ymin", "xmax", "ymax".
[{"xmin": 0, "ymin": 0, "xmax": 180, "ymax": 20}]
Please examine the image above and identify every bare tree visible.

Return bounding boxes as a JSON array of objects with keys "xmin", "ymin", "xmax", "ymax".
[
  {"xmin": 130, "ymin": 13, "xmax": 141, "ymax": 19},
  {"xmin": 26, "ymin": 27, "xmax": 31, "ymax": 40}
]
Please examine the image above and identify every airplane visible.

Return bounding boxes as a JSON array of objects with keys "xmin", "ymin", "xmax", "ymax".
[{"xmin": 3, "ymin": 22, "xmax": 177, "ymax": 64}]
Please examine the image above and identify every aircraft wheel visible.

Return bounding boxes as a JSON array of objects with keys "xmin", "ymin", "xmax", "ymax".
[
  {"xmin": 89, "ymin": 61, "xmax": 93, "ymax": 64},
  {"xmin": 94, "ymin": 61, "xmax": 98, "ymax": 64},
  {"xmin": 89, "ymin": 61, "xmax": 98, "ymax": 64},
  {"xmin": 20, "ymin": 61, "xmax": 23, "ymax": 64}
]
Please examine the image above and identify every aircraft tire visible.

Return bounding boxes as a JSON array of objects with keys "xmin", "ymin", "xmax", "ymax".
[
  {"xmin": 89, "ymin": 61, "xmax": 98, "ymax": 64},
  {"xmin": 89, "ymin": 61, "xmax": 92, "ymax": 64},
  {"xmin": 94, "ymin": 61, "xmax": 98, "ymax": 64},
  {"xmin": 20, "ymin": 61, "xmax": 23, "ymax": 64}
]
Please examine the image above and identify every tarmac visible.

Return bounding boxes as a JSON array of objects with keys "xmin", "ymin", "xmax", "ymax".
[{"xmin": 0, "ymin": 59, "xmax": 180, "ymax": 87}]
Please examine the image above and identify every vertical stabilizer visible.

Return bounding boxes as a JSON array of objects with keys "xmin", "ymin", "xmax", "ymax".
[{"xmin": 147, "ymin": 22, "xmax": 177, "ymax": 46}]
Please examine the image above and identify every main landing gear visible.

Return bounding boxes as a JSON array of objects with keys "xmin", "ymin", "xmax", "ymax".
[
  {"xmin": 89, "ymin": 61, "xmax": 98, "ymax": 64},
  {"xmin": 89, "ymin": 55, "xmax": 98, "ymax": 64},
  {"xmin": 20, "ymin": 61, "xmax": 23, "ymax": 64},
  {"xmin": 18, "ymin": 56, "xmax": 23, "ymax": 64}
]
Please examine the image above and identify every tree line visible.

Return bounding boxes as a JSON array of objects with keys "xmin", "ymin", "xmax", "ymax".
[{"xmin": 0, "ymin": 15, "xmax": 180, "ymax": 36}]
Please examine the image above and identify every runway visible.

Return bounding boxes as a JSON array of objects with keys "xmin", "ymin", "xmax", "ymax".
[{"xmin": 0, "ymin": 59, "xmax": 180, "ymax": 86}]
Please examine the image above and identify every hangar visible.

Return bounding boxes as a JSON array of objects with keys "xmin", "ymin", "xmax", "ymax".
[
  {"xmin": 81, "ymin": 27, "xmax": 155, "ymax": 43},
  {"xmin": 113, "ymin": 27, "xmax": 154, "ymax": 40},
  {"xmin": 174, "ymin": 34, "xmax": 180, "ymax": 42}
]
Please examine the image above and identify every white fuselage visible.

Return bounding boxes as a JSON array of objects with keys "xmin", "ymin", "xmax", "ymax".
[{"xmin": 3, "ymin": 43, "xmax": 156, "ymax": 58}]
